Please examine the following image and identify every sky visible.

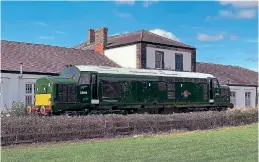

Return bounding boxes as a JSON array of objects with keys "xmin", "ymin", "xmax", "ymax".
[{"xmin": 1, "ymin": 1, "xmax": 258, "ymax": 71}]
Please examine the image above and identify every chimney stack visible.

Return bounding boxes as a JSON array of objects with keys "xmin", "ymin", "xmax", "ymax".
[
  {"xmin": 87, "ymin": 29, "xmax": 95, "ymax": 44},
  {"xmin": 93, "ymin": 27, "xmax": 108, "ymax": 55}
]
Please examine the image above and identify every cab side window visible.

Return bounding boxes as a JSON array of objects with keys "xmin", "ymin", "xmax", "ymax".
[
  {"xmin": 79, "ymin": 73, "xmax": 90, "ymax": 84},
  {"xmin": 213, "ymin": 79, "xmax": 219, "ymax": 88}
]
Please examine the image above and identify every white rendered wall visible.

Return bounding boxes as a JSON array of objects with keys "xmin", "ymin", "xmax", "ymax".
[
  {"xmin": 0, "ymin": 73, "xmax": 50, "ymax": 111},
  {"xmin": 229, "ymin": 85, "xmax": 257, "ymax": 108},
  {"xmin": 146, "ymin": 47, "xmax": 192, "ymax": 71},
  {"xmin": 104, "ymin": 44, "xmax": 137, "ymax": 68}
]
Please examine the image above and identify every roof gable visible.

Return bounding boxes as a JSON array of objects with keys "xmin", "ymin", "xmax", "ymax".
[
  {"xmin": 1, "ymin": 40, "xmax": 120, "ymax": 74},
  {"xmin": 73, "ymin": 30, "xmax": 195, "ymax": 50}
]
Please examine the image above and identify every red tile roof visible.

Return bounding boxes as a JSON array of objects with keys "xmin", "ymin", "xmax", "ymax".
[
  {"xmin": 73, "ymin": 30, "xmax": 196, "ymax": 50},
  {"xmin": 2, "ymin": 40, "xmax": 256, "ymax": 87},
  {"xmin": 1, "ymin": 40, "xmax": 120, "ymax": 74},
  {"xmin": 196, "ymin": 62, "xmax": 258, "ymax": 86}
]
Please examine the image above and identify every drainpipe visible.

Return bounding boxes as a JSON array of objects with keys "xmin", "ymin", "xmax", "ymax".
[
  {"xmin": 18, "ymin": 63, "xmax": 23, "ymax": 105},
  {"xmin": 256, "ymin": 86, "xmax": 258, "ymax": 108},
  {"xmin": 19, "ymin": 63, "xmax": 23, "ymax": 78}
]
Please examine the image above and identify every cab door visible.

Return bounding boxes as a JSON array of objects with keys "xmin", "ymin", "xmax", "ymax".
[
  {"xmin": 78, "ymin": 72, "xmax": 91, "ymax": 104},
  {"xmin": 91, "ymin": 73, "xmax": 99, "ymax": 104},
  {"xmin": 208, "ymin": 78, "xmax": 220, "ymax": 104},
  {"xmin": 212, "ymin": 78, "xmax": 221, "ymax": 103}
]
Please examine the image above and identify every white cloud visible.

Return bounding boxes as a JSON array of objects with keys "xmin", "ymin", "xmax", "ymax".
[
  {"xmin": 110, "ymin": 31, "xmax": 129, "ymax": 36},
  {"xmin": 39, "ymin": 36, "xmax": 55, "ymax": 40},
  {"xmin": 207, "ymin": 9, "xmax": 256, "ymax": 20},
  {"xmin": 230, "ymin": 35, "xmax": 238, "ymax": 40},
  {"xmin": 142, "ymin": 0, "xmax": 159, "ymax": 7},
  {"xmin": 56, "ymin": 31, "xmax": 64, "ymax": 34},
  {"xmin": 245, "ymin": 57, "xmax": 258, "ymax": 62},
  {"xmin": 110, "ymin": 33, "xmax": 120, "ymax": 36},
  {"xmin": 219, "ymin": 1, "xmax": 258, "ymax": 8},
  {"xmin": 205, "ymin": 16, "xmax": 213, "ymax": 21},
  {"xmin": 115, "ymin": 0, "xmax": 135, "ymax": 5},
  {"xmin": 198, "ymin": 44, "xmax": 213, "ymax": 48},
  {"xmin": 203, "ymin": 44, "xmax": 213, "ymax": 47},
  {"xmin": 219, "ymin": 10, "xmax": 233, "ymax": 17},
  {"xmin": 115, "ymin": 0, "xmax": 159, "ymax": 7},
  {"xmin": 35, "ymin": 21, "xmax": 47, "ymax": 26},
  {"xmin": 149, "ymin": 29, "xmax": 180, "ymax": 41},
  {"xmin": 236, "ymin": 9, "xmax": 256, "ymax": 19},
  {"xmin": 197, "ymin": 33, "xmax": 224, "ymax": 41}
]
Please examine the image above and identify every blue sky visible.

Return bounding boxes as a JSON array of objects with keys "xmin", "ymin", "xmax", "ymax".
[{"xmin": 1, "ymin": 1, "xmax": 258, "ymax": 71}]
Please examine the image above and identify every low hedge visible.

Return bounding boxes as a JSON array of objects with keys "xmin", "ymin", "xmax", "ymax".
[{"xmin": 1, "ymin": 108, "xmax": 258, "ymax": 146}]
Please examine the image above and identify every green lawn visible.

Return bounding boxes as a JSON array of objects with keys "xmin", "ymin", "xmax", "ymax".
[{"xmin": 2, "ymin": 123, "xmax": 258, "ymax": 162}]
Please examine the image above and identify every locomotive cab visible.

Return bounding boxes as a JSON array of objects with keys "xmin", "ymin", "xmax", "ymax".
[
  {"xmin": 208, "ymin": 77, "xmax": 234, "ymax": 109},
  {"xmin": 28, "ymin": 76, "xmax": 78, "ymax": 115}
]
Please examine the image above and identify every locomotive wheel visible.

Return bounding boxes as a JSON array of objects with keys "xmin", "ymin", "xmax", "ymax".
[{"xmin": 40, "ymin": 106, "xmax": 46, "ymax": 115}]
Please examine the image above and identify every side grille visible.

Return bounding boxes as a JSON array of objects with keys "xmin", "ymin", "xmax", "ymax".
[{"xmin": 57, "ymin": 84, "xmax": 77, "ymax": 103}]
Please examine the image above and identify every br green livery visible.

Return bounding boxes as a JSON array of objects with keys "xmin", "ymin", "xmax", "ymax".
[{"xmin": 27, "ymin": 65, "xmax": 234, "ymax": 115}]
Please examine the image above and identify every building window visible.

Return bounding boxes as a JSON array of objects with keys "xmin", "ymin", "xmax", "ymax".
[
  {"xmin": 245, "ymin": 92, "xmax": 251, "ymax": 107},
  {"xmin": 25, "ymin": 95, "xmax": 32, "ymax": 107},
  {"xmin": 230, "ymin": 91, "xmax": 236, "ymax": 105},
  {"xmin": 155, "ymin": 51, "xmax": 164, "ymax": 69},
  {"xmin": 25, "ymin": 84, "xmax": 32, "ymax": 94},
  {"xmin": 175, "ymin": 54, "xmax": 183, "ymax": 71},
  {"xmin": 25, "ymin": 83, "xmax": 34, "ymax": 106}
]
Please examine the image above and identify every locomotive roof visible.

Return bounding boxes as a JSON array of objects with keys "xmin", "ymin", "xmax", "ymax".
[{"xmin": 74, "ymin": 65, "xmax": 215, "ymax": 79}]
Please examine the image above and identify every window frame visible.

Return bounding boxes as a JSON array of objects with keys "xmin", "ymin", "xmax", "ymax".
[
  {"xmin": 175, "ymin": 53, "xmax": 183, "ymax": 71},
  {"xmin": 79, "ymin": 72, "xmax": 91, "ymax": 84},
  {"xmin": 25, "ymin": 83, "xmax": 35, "ymax": 106},
  {"xmin": 213, "ymin": 79, "xmax": 220, "ymax": 88},
  {"xmin": 155, "ymin": 51, "xmax": 164, "ymax": 69},
  {"xmin": 245, "ymin": 92, "xmax": 251, "ymax": 107}
]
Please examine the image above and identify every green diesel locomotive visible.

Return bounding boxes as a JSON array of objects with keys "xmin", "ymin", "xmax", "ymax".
[{"xmin": 27, "ymin": 65, "xmax": 234, "ymax": 115}]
